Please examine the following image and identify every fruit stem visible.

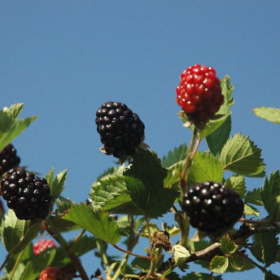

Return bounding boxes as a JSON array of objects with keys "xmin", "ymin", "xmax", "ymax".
[
  {"xmin": 43, "ymin": 219, "xmax": 89, "ymax": 280},
  {"xmin": 146, "ymin": 247, "xmax": 162, "ymax": 279},
  {"xmin": 68, "ymin": 228, "xmax": 86, "ymax": 250},
  {"xmin": 112, "ymin": 244, "xmax": 153, "ymax": 261},
  {"xmin": 8, "ymin": 250, "xmax": 24, "ymax": 280},
  {"xmin": 180, "ymin": 128, "xmax": 198, "ymax": 193},
  {"xmin": 145, "ymin": 215, "xmax": 153, "ymax": 251},
  {"xmin": 111, "ymin": 253, "xmax": 129, "ymax": 280}
]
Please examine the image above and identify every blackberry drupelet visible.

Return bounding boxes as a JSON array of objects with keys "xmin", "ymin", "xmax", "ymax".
[
  {"xmin": 0, "ymin": 144, "xmax": 21, "ymax": 176},
  {"xmin": 176, "ymin": 64, "xmax": 224, "ymax": 122},
  {"xmin": 182, "ymin": 181, "xmax": 244, "ymax": 236},
  {"xmin": 0, "ymin": 167, "xmax": 52, "ymax": 220},
  {"xmin": 96, "ymin": 101, "xmax": 145, "ymax": 158}
]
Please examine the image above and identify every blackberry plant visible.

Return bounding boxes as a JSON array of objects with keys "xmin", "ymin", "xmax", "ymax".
[{"xmin": 0, "ymin": 68, "xmax": 280, "ymax": 280}]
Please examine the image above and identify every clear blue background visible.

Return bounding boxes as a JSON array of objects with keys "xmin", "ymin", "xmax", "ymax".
[{"xmin": 1, "ymin": 1, "xmax": 280, "ymax": 279}]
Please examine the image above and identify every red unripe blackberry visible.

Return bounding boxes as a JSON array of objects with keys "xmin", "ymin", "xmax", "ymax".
[
  {"xmin": 182, "ymin": 181, "xmax": 244, "ymax": 236},
  {"xmin": 96, "ymin": 101, "xmax": 145, "ymax": 158},
  {"xmin": 39, "ymin": 266, "xmax": 67, "ymax": 280},
  {"xmin": 0, "ymin": 167, "xmax": 52, "ymax": 220},
  {"xmin": 176, "ymin": 64, "xmax": 224, "ymax": 122},
  {"xmin": 0, "ymin": 144, "xmax": 21, "ymax": 176},
  {"xmin": 33, "ymin": 239, "xmax": 56, "ymax": 256}
]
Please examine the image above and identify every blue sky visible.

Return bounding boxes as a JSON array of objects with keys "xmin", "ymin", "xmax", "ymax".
[{"xmin": 1, "ymin": 1, "xmax": 280, "ymax": 279}]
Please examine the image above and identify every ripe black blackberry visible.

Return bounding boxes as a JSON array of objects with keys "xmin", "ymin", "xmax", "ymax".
[
  {"xmin": 182, "ymin": 181, "xmax": 244, "ymax": 236},
  {"xmin": 0, "ymin": 144, "xmax": 21, "ymax": 176},
  {"xmin": 0, "ymin": 167, "xmax": 52, "ymax": 220},
  {"xmin": 96, "ymin": 101, "xmax": 145, "ymax": 158}
]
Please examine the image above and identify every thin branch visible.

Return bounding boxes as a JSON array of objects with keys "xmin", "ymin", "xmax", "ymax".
[
  {"xmin": 43, "ymin": 219, "xmax": 89, "ymax": 280},
  {"xmin": 112, "ymin": 244, "xmax": 153, "ymax": 261},
  {"xmin": 186, "ymin": 242, "xmax": 222, "ymax": 263}
]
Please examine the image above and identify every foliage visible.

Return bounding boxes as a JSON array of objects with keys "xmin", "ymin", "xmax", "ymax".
[{"xmin": 1, "ymin": 75, "xmax": 280, "ymax": 280}]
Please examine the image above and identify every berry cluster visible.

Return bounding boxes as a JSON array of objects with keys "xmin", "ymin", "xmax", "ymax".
[
  {"xmin": 176, "ymin": 64, "xmax": 224, "ymax": 122},
  {"xmin": 39, "ymin": 267, "xmax": 66, "ymax": 280},
  {"xmin": 0, "ymin": 167, "xmax": 52, "ymax": 220},
  {"xmin": 96, "ymin": 101, "xmax": 145, "ymax": 158},
  {"xmin": 0, "ymin": 144, "xmax": 21, "ymax": 176},
  {"xmin": 33, "ymin": 239, "xmax": 56, "ymax": 256},
  {"xmin": 182, "ymin": 181, "xmax": 244, "ymax": 236}
]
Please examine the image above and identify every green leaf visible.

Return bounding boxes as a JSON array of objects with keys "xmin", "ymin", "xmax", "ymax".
[
  {"xmin": 221, "ymin": 133, "xmax": 265, "ymax": 177},
  {"xmin": 251, "ymin": 232, "xmax": 278, "ymax": 267},
  {"xmin": 209, "ymin": 255, "xmax": 228, "ymax": 274},
  {"xmin": 1, "ymin": 210, "xmax": 41, "ymax": 254},
  {"xmin": 90, "ymin": 168, "xmax": 138, "ymax": 214},
  {"xmin": 164, "ymin": 272, "xmax": 182, "ymax": 280},
  {"xmin": 173, "ymin": 244, "xmax": 191, "ymax": 271},
  {"xmin": 48, "ymin": 215, "xmax": 80, "ymax": 231},
  {"xmin": 131, "ymin": 257, "xmax": 150, "ymax": 271},
  {"xmin": 261, "ymin": 171, "xmax": 280, "ymax": 221},
  {"xmin": 51, "ymin": 235, "xmax": 97, "ymax": 267},
  {"xmin": 124, "ymin": 149, "xmax": 179, "ymax": 218},
  {"xmin": 206, "ymin": 115, "xmax": 231, "ymax": 155},
  {"xmin": 46, "ymin": 169, "xmax": 67, "ymax": 200},
  {"xmin": 164, "ymin": 160, "xmax": 184, "ymax": 187},
  {"xmin": 244, "ymin": 204, "xmax": 260, "ymax": 217},
  {"xmin": 253, "ymin": 107, "xmax": 280, "ymax": 124},
  {"xmin": 182, "ymin": 273, "xmax": 222, "ymax": 280},
  {"xmin": 162, "ymin": 143, "xmax": 188, "ymax": 168},
  {"xmin": 220, "ymin": 235, "xmax": 238, "ymax": 255},
  {"xmin": 246, "ymin": 188, "xmax": 263, "ymax": 206},
  {"xmin": 55, "ymin": 196, "xmax": 75, "ymax": 214},
  {"xmin": 20, "ymin": 249, "xmax": 56, "ymax": 280},
  {"xmin": 228, "ymin": 252, "xmax": 255, "ymax": 271},
  {"xmin": 188, "ymin": 152, "xmax": 223, "ymax": 185},
  {"xmin": 62, "ymin": 204, "xmax": 121, "ymax": 244},
  {"xmin": 224, "ymin": 175, "xmax": 246, "ymax": 198},
  {"xmin": 0, "ymin": 104, "xmax": 38, "ymax": 151},
  {"xmin": 264, "ymin": 271, "xmax": 280, "ymax": 280}
]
